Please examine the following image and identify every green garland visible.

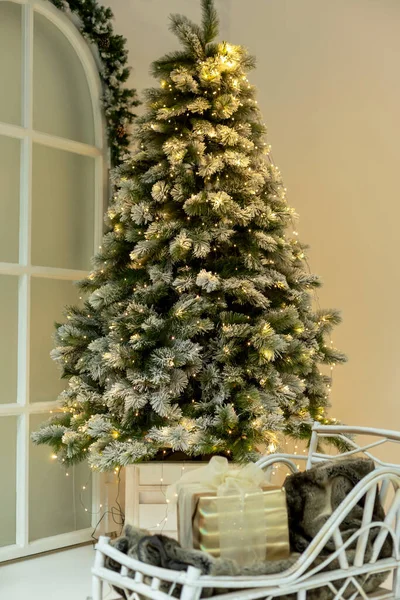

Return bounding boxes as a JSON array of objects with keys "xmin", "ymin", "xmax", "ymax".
[{"xmin": 50, "ymin": 0, "xmax": 139, "ymax": 166}]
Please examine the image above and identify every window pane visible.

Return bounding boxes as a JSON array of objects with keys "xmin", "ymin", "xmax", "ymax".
[
  {"xmin": 29, "ymin": 413, "xmax": 92, "ymax": 542},
  {"xmin": 33, "ymin": 11, "xmax": 95, "ymax": 145},
  {"xmin": 0, "ymin": 2, "xmax": 22, "ymax": 126},
  {"xmin": 0, "ymin": 135, "xmax": 20, "ymax": 263},
  {"xmin": 0, "ymin": 276, "xmax": 18, "ymax": 405},
  {"xmin": 30, "ymin": 278, "xmax": 81, "ymax": 404},
  {"xmin": 31, "ymin": 144, "xmax": 95, "ymax": 271},
  {"xmin": 0, "ymin": 416, "xmax": 17, "ymax": 547}
]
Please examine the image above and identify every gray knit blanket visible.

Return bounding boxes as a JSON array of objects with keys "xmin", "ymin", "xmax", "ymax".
[{"xmin": 106, "ymin": 458, "xmax": 392, "ymax": 599}]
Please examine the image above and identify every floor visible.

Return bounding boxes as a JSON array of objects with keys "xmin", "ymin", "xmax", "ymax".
[{"xmin": 0, "ymin": 544, "xmax": 120, "ymax": 600}]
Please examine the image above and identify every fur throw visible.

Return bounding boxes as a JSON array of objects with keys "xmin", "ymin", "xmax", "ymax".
[
  {"xmin": 106, "ymin": 524, "xmax": 297, "ymax": 599},
  {"xmin": 106, "ymin": 458, "xmax": 391, "ymax": 599},
  {"xmin": 284, "ymin": 457, "xmax": 386, "ymax": 552},
  {"xmin": 283, "ymin": 457, "xmax": 392, "ymax": 598}
]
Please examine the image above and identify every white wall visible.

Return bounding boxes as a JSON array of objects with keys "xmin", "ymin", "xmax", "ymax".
[{"xmin": 107, "ymin": 0, "xmax": 400, "ymax": 433}]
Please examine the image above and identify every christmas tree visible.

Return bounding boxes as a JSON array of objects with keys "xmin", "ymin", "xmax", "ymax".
[{"xmin": 33, "ymin": 0, "xmax": 345, "ymax": 470}]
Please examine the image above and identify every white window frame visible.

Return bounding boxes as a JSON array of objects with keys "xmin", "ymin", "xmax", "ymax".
[{"xmin": 0, "ymin": 0, "xmax": 106, "ymax": 562}]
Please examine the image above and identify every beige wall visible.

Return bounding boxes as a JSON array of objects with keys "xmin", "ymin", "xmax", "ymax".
[{"xmin": 107, "ymin": 0, "xmax": 400, "ymax": 433}]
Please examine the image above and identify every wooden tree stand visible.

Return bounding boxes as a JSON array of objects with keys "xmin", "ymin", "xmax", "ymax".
[{"xmin": 124, "ymin": 461, "xmax": 205, "ymax": 538}]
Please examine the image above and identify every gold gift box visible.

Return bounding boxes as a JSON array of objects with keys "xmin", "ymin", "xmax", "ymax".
[{"xmin": 183, "ymin": 486, "xmax": 290, "ymax": 562}]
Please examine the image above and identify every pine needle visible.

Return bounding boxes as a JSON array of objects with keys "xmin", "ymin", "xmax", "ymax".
[
  {"xmin": 169, "ymin": 14, "xmax": 205, "ymax": 57},
  {"xmin": 201, "ymin": 0, "xmax": 219, "ymax": 43}
]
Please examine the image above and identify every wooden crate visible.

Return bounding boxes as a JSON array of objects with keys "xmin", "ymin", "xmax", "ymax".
[{"xmin": 124, "ymin": 462, "xmax": 204, "ymax": 537}]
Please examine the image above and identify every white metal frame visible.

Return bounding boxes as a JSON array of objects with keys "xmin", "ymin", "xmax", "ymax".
[
  {"xmin": 92, "ymin": 423, "xmax": 400, "ymax": 600},
  {"xmin": 0, "ymin": 0, "xmax": 106, "ymax": 562}
]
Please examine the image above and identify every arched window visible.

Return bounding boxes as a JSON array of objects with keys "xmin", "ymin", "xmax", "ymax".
[{"xmin": 0, "ymin": 0, "xmax": 106, "ymax": 561}]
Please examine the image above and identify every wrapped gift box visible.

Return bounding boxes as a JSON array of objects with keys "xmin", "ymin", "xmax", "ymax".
[
  {"xmin": 170, "ymin": 456, "xmax": 290, "ymax": 566},
  {"xmin": 176, "ymin": 484, "xmax": 290, "ymax": 565},
  {"xmin": 190, "ymin": 486, "xmax": 290, "ymax": 562}
]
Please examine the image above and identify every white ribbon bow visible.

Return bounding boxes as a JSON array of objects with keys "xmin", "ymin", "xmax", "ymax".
[{"xmin": 166, "ymin": 455, "xmax": 266, "ymax": 503}]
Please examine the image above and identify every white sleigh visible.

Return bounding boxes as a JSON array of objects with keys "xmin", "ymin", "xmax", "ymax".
[{"xmin": 91, "ymin": 423, "xmax": 400, "ymax": 599}]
